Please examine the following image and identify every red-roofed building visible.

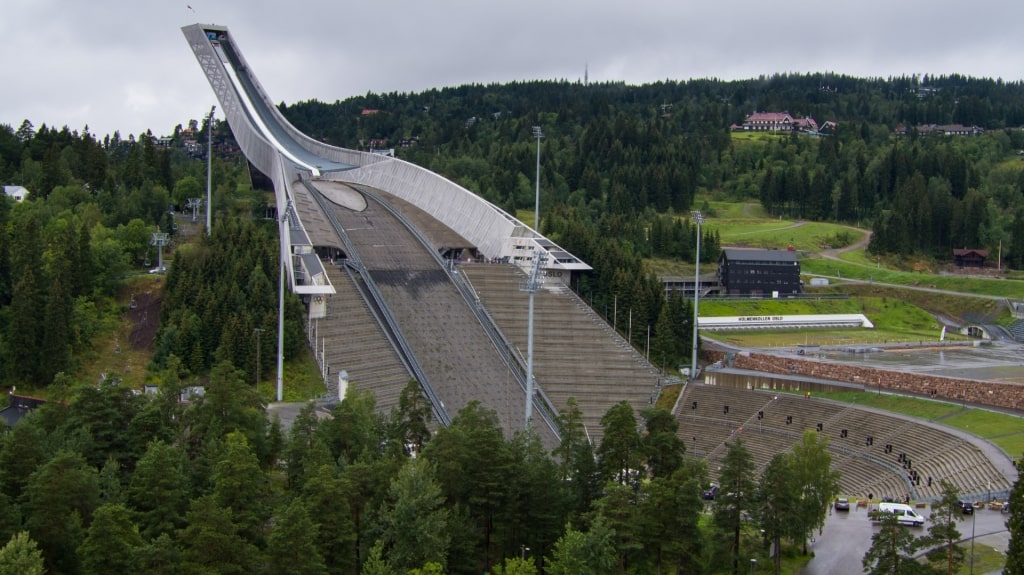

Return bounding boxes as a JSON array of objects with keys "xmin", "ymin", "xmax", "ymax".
[
  {"xmin": 737, "ymin": 112, "xmax": 822, "ymax": 134},
  {"xmin": 953, "ymin": 248, "xmax": 988, "ymax": 268},
  {"xmin": 792, "ymin": 117, "xmax": 819, "ymax": 132},
  {"xmin": 741, "ymin": 112, "xmax": 794, "ymax": 131}
]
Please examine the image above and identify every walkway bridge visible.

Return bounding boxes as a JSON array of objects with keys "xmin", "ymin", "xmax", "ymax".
[{"xmin": 183, "ymin": 23, "xmax": 658, "ymax": 444}]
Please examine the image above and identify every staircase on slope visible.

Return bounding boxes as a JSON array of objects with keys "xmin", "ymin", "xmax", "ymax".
[{"xmin": 1008, "ymin": 319, "xmax": 1024, "ymax": 342}]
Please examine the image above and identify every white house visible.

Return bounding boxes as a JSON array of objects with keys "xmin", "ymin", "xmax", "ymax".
[{"xmin": 3, "ymin": 186, "xmax": 28, "ymax": 202}]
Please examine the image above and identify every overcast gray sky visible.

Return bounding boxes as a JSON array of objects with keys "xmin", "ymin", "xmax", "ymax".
[{"xmin": 3, "ymin": 0, "xmax": 1022, "ymax": 139}]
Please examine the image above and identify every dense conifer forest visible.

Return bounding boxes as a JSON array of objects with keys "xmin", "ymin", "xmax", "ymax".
[
  {"xmin": 280, "ymin": 72, "xmax": 1024, "ymax": 267},
  {"xmin": 2, "ymin": 72, "xmax": 1024, "ymax": 573}
]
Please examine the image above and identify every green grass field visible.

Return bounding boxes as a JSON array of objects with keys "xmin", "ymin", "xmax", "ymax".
[
  {"xmin": 714, "ymin": 220, "xmax": 860, "ymax": 252},
  {"xmin": 801, "ymin": 257, "xmax": 1024, "ymax": 299}
]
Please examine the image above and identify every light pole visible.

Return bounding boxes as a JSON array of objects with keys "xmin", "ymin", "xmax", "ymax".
[
  {"xmin": 690, "ymin": 210, "xmax": 704, "ymax": 381},
  {"xmin": 750, "ymin": 558, "xmax": 757, "ymax": 574},
  {"xmin": 533, "ymin": 126, "xmax": 543, "ymax": 231},
  {"xmin": 522, "ymin": 254, "xmax": 547, "ymax": 429},
  {"xmin": 206, "ymin": 105, "xmax": 215, "ymax": 235},
  {"xmin": 970, "ymin": 511, "xmax": 976, "ymax": 574}
]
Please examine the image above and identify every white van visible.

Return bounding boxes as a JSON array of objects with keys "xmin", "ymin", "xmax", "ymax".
[{"xmin": 875, "ymin": 502, "xmax": 925, "ymax": 526}]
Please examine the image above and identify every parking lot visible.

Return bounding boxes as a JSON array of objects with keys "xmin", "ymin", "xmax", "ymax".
[{"xmin": 801, "ymin": 502, "xmax": 1009, "ymax": 574}]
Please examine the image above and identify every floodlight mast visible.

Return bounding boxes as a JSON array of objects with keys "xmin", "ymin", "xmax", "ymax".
[
  {"xmin": 533, "ymin": 126, "xmax": 543, "ymax": 231},
  {"xmin": 690, "ymin": 210, "xmax": 704, "ymax": 381},
  {"xmin": 206, "ymin": 105, "xmax": 215, "ymax": 235},
  {"xmin": 522, "ymin": 252, "xmax": 547, "ymax": 429}
]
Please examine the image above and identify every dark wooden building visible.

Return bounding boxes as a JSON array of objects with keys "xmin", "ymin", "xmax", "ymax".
[
  {"xmin": 953, "ymin": 248, "xmax": 988, "ymax": 268},
  {"xmin": 0, "ymin": 394, "xmax": 46, "ymax": 427},
  {"xmin": 717, "ymin": 248, "xmax": 801, "ymax": 296}
]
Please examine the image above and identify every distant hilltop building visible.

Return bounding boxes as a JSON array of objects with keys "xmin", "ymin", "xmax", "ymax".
[
  {"xmin": 732, "ymin": 112, "xmax": 829, "ymax": 135},
  {"xmin": 894, "ymin": 123, "xmax": 985, "ymax": 137},
  {"xmin": 2, "ymin": 185, "xmax": 28, "ymax": 202}
]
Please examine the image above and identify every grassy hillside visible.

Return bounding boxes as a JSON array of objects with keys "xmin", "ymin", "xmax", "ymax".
[{"xmin": 650, "ymin": 197, "xmax": 1023, "ymax": 346}]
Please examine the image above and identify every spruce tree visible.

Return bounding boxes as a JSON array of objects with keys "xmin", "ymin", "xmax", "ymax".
[
  {"xmin": 713, "ymin": 439, "xmax": 756, "ymax": 575},
  {"xmin": 1005, "ymin": 458, "xmax": 1024, "ymax": 574}
]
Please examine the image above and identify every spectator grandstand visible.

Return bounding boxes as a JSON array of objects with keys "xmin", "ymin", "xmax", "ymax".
[
  {"xmin": 677, "ymin": 384, "xmax": 1014, "ymax": 502},
  {"xmin": 462, "ymin": 264, "xmax": 663, "ymax": 443}
]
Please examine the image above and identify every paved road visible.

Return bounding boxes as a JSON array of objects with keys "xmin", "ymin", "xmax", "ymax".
[
  {"xmin": 802, "ymin": 504, "xmax": 1009, "ymax": 575},
  {"xmin": 803, "ymin": 271, "xmax": 1012, "ymax": 302}
]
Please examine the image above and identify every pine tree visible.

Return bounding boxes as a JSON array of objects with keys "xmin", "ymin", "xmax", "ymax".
[
  {"xmin": 135, "ymin": 533, "xmax": 181, "ymax": 575},
  {"xmin": 596, "ymin": 401, "xmax": 641, "ymax": 485},
  {"xmin": 361, "ymin": 541, "xmax": 397, "ymax": 575},
  {"xmin": 0, "ymin": 417, "xmax": 50, "ymax": 499},
  {"xmin": 6, "ymin": 270, "xmax": 41, "ymax": 382},
  {"xmin": 790, "ymin": 429, "xmax": 841, "ymax": 555},
  {"xmin": 77, "ymin": 504, "xmax": 144, "ymax": 575},
  {"xmin": 640, "ymin": 406, "xmax": 685, "ymax": 479},
  {"xmin": 265, "ymin": 499, "xmax": 327, "ymax": 575},
  {"xmin": 212, "ymin": 431, "xmax": 269, "ymax": 545},
  {"xmin": 713, "ymin": 439, "xmax": 756, "ymax": 575},
  {"xmin": 862, "ymin": 511, "xmax": 928, "ymax": 575},
  {"xmin": 1003, "ymin": 457, "xmax": 1024, "ymax": 574},
  {"xmin": 0, "ymin": 532, "xmax": 44, "ymax": 575},
  {"xmin": 178, "ymin": 495, "xmax": 260, "ymax": 575},
  {"xmin": 394, "ymin": 379, "xmax": 432, "ymax": 456},
  {"xmin": 379, "ymin": 458, "xmax": 450, "ymax": 572},
  {"xmin": 127, "ymin": 440, "xmax": 189, "ymax": 540},
  {"xmin": 545, "ymin": 517, "xmax": 617, "ymax": 575},
  {"xmin": 755, "ymin": 454, "xmax": 800, "ymax": 575},
  {"xmin": 301, "ymin": 464, "xmax": 358, "ymax": 575},
  {"xmin": 21, "ymin": 450, "xmax": 100, "ymax": 574},
  {"xmin": 923, "ymin": 480, "xmax": 965, "ymax": 574}
]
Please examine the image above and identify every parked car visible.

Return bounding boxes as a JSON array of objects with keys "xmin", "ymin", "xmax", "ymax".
[
  {"xmin": 834, "ymin": 497, "xmax": 850, "ymax": 512},
  {"xmin": 959, "ymin": 501, "xmax": 975, "ymax": 515},
  {"xmin": 703, "ymin": 484, "xmax": 719, "ymax": 500}
]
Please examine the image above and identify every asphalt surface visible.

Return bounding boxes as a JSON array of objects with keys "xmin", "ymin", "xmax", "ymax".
[{"xmin": 802, "ymin": 503, "xmax": 1009, "ymax": 575}]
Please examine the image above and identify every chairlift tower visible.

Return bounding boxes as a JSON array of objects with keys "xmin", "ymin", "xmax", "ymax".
[
  {"xmin": 186, "ymin": 197, "xmax": 203, "ymax": 222},
  {"xmin": 151, "ymin": 230, "xmax": 169, "ymax": 273},
  {"xmin": 520, "ymin": 252, "xmax": 548, "ymax": 429}
]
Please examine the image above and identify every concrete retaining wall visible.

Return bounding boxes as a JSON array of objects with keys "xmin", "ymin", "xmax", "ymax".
[{"xmin": 704, "ymin": 350, "xmax": 1024, "ymax": 411}]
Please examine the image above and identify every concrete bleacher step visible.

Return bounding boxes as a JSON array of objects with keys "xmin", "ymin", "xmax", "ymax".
[
  {"xmin": 317, "ymin": 266, "xmax": 411, "ymax": 409},
  {"xmin": 461, "ymin": 263, "xmax": 662, "ymax": 443},
  {"xmin": 676, "ymin": 384, "xmax": 1012, "ymax": 501}
]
